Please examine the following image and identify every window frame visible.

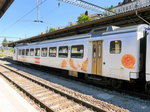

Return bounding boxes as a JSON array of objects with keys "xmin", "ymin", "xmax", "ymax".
[
  {"xmin": 35, "ymin": 48, "xmax": 40, "ymax": 56},
  {"xmin": 58, "ymin": 46, "xmax": 68, "ymax": 58},
  {"xmin": 19, "ymin": 49, "xmax": 22, "ymax": 55},
  {"xmin": 30, "ymin": 48, "xmax": 34, "ymax": 56},
  {"xmin": 26, "ymin": 49, "xmax": 29, "ymax": 56},
  {"xmin": 22, "ymin": 49, "xmax": 25, "ymax": 55},
  {"xmin": 110, "ymin": 40, "xmax": 122, "ymax": 54},
  {"xmin": 49, "ymin": 47, "xmax": 57, "ymax": 57},
  {"xmin": 71, "ymin": 45, "xmax": 84, "ymax": 58},
  {"xmin": 41, "ymin": 47, "xmax": 48, "ymax": 57}
]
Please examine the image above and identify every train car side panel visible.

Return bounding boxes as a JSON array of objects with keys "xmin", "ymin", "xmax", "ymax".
[
  {"xmin": 102, "ymin": 32, "xmax": 140, "ymax": 81},
  {"xmin": 146, "ymin": 30, "xmax": 150, "ymax": 82}
]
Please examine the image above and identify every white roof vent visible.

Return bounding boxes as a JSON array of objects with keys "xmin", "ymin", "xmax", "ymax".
[{"xmin": 106, "ymin": 26, "xmax": 120, "ymax": 32}]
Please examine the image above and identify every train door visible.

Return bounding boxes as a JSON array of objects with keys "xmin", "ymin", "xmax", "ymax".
[{"xmin": 92, "ymin": 40, "xmax": 103, "ymax": 75}]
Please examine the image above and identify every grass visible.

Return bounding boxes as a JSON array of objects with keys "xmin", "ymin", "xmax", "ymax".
[{"xmin": 0, "ymin": 53, "xmax": 4, "ymax": 57}]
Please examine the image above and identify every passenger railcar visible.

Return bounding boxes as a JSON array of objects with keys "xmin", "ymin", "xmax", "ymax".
[{"xmin": 13, "ymin": 24, "xmax": 150, "ymax": 93}]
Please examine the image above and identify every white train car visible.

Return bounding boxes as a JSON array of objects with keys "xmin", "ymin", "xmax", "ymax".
[
  {"xmin": 146, "ymin": 28, "xmax": 150, "ymax": 93},
  {"xmin": 13, "ymin": 24, "xmax": 150, "ymax": 92}
]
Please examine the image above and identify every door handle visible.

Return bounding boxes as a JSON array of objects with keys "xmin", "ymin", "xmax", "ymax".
[{"xmin": 103, "ymin": 62, "xmax": 106, "ymax": 65}]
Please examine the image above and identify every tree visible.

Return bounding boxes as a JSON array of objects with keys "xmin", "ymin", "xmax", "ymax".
[
  {"xmin": 49, "ymin": 28, "xmax": 56, "ymax": 32},
  {"xmin": 2, "ymin": 38, "xmax": 8, "ymax": 47},
  {"xmin": 77, "ymin": 14, "xmax": 94, "ymax": 24}
]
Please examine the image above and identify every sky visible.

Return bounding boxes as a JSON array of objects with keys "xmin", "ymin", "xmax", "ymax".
[{"xmin": 0, "ymin": 0, "xmax": 122, "ymax": 43}]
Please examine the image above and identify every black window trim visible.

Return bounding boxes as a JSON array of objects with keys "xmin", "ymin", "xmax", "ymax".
[
  {"xmin": 26, "ymin": 49, "xmax": 30, "ymax": 56},
  {"xmin": 58, "ymin": 46, "xmax": 68, "ymax": 58},
  {"xmin": 22, "ymin": 49, "xmax": 25, "ymax": 56},
  {"xmin": 35, "ymin": 48, "xmax": 40, "ymax": 56},
  {"xmin": 41, "ymin": 47, "xmax": 48, "ymax": 57},
  {"xmin": 49, "ymin": 47, "xmax": 57, "ymax": 57},
  {"xmin": 30, "ymin": 48, "xmax": 34, "ymax": 56},
  {"xmin": 110, "ymin": 40, "xmax": 122, "ymax": 54},
  {"xmin": 71, "ymin": 45, "xmax": 84, "ymax": 58}
]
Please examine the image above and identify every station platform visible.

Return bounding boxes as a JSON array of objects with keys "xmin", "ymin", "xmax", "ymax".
[{"xmin": 0, "ymin": 77, "xmax": 38, "ymax": 112}]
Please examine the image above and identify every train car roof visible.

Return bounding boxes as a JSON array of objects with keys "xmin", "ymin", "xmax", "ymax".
[
  {"xmin": 15, "ymin": 24, "xmax": 148, "ymax": 48},
  {"xmin": 0, "ymin": 0, "xmax": 14, "ymax": 18},
  {"xmin": 15, "ymin": 33, "xmax": 91, "ymax": 47},
  {"xmin": 89, "ymin": 24, "xmax": 148, "ymax": 41},
  {"xmin": 103, "ymin": 24, "xmax": 148, "ymax": 35}
]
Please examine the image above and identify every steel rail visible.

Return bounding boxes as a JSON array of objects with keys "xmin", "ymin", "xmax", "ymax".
[{"xmin": 0, "ymin": 64, "xmax": 117, "ymax": 112}]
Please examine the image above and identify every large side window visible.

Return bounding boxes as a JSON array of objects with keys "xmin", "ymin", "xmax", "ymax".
[
  {"xmin": 26, "ymin": 49, "xmax": 29, "ymax": 56},
  {"xmin": 49, "ymin": 47, "xmax": 57, "ymax": 57},
  {"xmin": 35, "ymin": 48, "xmax": 40, "ymax": 56},
  {"xmin": 59, "ymin": 46, "xmax": 68, "ymax": 58},
  {"xmin": 41, "ymin": 48, "xmax": 47, "ymax": 57},
  {"xmin": 110, "ymin": 40, "xmax": 122, "ymax": 54},
  {"xmin": 30, "ymin": 49, "xmax": 34, "ymax": 56},
  {"xmin": 71, "ymin": 45, "xmax": 84, "ymax": 58}
]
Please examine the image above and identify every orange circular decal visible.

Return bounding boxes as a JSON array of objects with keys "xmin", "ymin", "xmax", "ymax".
[{"xmin": 121, "ymin": 54, "xmax": 135, "ymax": 69}]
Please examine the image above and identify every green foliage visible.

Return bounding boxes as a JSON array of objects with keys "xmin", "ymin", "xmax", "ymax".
[
  {"xmin": 49, "ymin": 28, "xmax": 56, "ymax": 32},
  {"xmin": 0, "ymin": 53, "xmax": 4, "ymax": 57},
  {"xmin": 2, "ymin": 38, "xmax": 8, "ymax": 47},
  {"xmin": 107, "ymin": 5, "xmax": 114, "ymax": 11},
  {"xmin": 10, "ymin": 48, "xmax": 14, "ymax": 52},
  {"xmin": 77, "ymin": 14, "xmax": 94, "ymax": 24}
]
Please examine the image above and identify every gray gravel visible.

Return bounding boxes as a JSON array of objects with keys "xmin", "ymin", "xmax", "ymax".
[{"xmin": 9, "ymin": 63, "xmax": 150, "ymax": 112}]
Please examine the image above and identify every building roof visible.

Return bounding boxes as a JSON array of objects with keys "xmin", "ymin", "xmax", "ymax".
[{"xmin": 0, "ymin": 0, "xmax": 14, "ymax": 18}]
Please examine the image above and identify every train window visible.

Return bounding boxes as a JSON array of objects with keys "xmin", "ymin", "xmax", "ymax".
[
  {"xmin": 71, "ymin": 45, "xmax": 84, "ymax": 58},
  {"xmin": 59, "ymin": 46, "xmax": 68, "ymax": 58},
  {"xmin": 26, "ymin": 49, "xmax": 29, "ymax": 56},
  {"xmin": 30, "ymin": 49, "xmax": 34, "ymax": 56},
  {"xmin": 35, "ymin": 48, "xmax": 40, "ymax": 56},
  {"xmin": 22, "ymin": 49, "xmax": 25, "ymax": 55},
  {"xmin": 49, "ymin": 47, "xmax": 57, "ymax": 57},
  {"xmin": 41, "ymin": 48, "xmax": 47, "ymax": 57},
  {"xmin": 19, "ymin": 49, "xmax": 22, "ymax": 55},
  {"xmin": 93, "ymin": 45, "xmax": 96, "ymax": 58},
  {"xmin": 110, "ymin": 40, "xmax": 122, "ymax": 54}
]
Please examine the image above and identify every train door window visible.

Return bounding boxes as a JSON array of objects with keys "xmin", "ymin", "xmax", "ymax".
[
  {"xmin": 49, "ymin": 47, "xmax": 57, "ymax": 57},
  {"xmin": 59, "ymin": 46, "xmax": 68, "ymax": 58},
  {"xmin": 110, "ymin": 40, "xmax": 122, "ymax": 54},
  {"xmin": 30, "ymin": 49, "xmax": 34, "ymax": 56},
  {"xmin": 35, "ymin": 48, "xmax": 40, "ymax": 56},
  {"xmin": 22, "ymin": 49, "xmax": 25, "ymax": 55},
  {"xmin": 71, "ymin": 45, "xmax": 84, "ymax": 58},
  {"xmin": 93, "ymin": 45, "xmax": 96, "ymax": 58},
  {"xmin": 26, "ymin": 49, "xmax": 29, "ymax": 56},
  {"xmin": 41, "ymin": 48, "xmax": 47, "ymax": 57},
  {"xmin": 98, "ymin": 44, "xmax": 102, "ymax": 58}
]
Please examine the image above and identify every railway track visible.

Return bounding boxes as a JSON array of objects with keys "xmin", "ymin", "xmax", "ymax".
[
  {"xmin": 2, "ymin": 57, "xmax": 150, "ymax": 100},
  {"xmin": 0, "ymin": 63, "xmax": 129, "ymax": 112}
]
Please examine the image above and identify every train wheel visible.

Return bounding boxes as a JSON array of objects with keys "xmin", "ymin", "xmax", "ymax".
[
  {"xmin": 145, "ymin": 82, "xmax": 150, "ymax": 94},
  {"xmin": 111, "ymin": 79, "xmax": 122, "ymax": 89}
]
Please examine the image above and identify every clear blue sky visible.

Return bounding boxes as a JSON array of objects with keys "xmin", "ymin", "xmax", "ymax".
[{"xmin": 0, "ymin": 0, "xmax": 122, "ymax": 42}]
